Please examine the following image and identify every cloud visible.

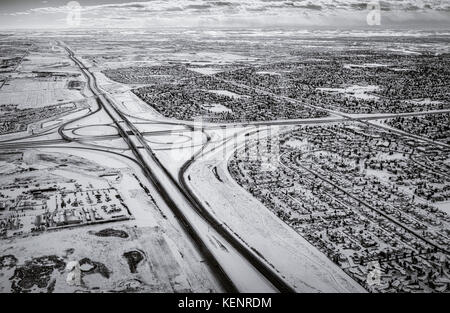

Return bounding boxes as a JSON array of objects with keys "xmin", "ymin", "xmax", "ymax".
[{"xmin": 1, "ymin": 0, "xmax": 449, "ymax": 29}]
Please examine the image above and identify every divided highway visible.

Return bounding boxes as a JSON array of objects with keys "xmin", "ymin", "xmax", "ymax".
[{"xmin": 62, "ymin": 43, "xmax": 295, "ymax": 293}]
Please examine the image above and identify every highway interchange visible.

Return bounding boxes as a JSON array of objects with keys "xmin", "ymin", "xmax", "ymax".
[{"xmin": 1, "ymin": 42, "xmax": 449, "ymax": 293}]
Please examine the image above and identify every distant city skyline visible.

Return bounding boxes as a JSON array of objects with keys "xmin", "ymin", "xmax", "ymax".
[{"xmin": 0, "ymin": 0, "xmax": 449, "ymax": 29}]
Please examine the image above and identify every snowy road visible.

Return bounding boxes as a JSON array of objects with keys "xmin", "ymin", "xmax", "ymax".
[{"xmin": 62, "ymin": 43, "xmax": 292, "ymax": 293}]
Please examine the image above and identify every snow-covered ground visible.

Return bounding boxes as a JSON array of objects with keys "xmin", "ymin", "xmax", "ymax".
[
  {"xmin": 317, "ymin": 85, "xmax": 380, "ymax": 101},
  {"xmin": 188, "ymin": 67, "xmax": 223, "ymax": 75},
  {"xmin": 136, "ymin": 139, "xmax": 282, "ymax": 292},
  {"xmin": 184, "ymin": 129, "xmax": 366, "ymax": 293},
  {"xmin": 343, "ymin": 63, "xmax": 389, "ymax": 70},
  {"xmin": 93, "ymin": 71, "xmax": 165, "ymax": 121},
  {"xmin": 0, "ymin": 147, "xmax": 223, "ymax": 293},
  {"xmin": 0, "ymin": 84, "xmax": 84, "ymax": 108},
  {"xmin": 208, "ymin": 89, "xmax": 244, "ymax": 99},
  {"xmin": 434, "ymin": 202, "xmax": 450, "ymax": 215},
  {"xmin": 256, "ymin": 71, "xmax": 281, "ymax": 76},
  {"xmin": 203, "ymin": 103, "xmax": 233, "ymax": 113}
]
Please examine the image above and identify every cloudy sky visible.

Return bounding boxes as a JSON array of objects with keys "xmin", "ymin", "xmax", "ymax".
[{"xmin": 0, "ymin": 0, "xmax": 449, "ymax": 29}]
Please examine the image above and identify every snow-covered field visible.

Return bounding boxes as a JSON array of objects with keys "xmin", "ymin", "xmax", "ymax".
[
  {"xmin": 208, "ymin": 89, "xmax": 244, "ymax": 99},
  {"xmin": 434, "ymin": 202, "xmax": 450, "ymax": 215},
  {"xmin": 0, "ymin": 79, "xmax": 84, "ymax": 108},
  {"xmin": 93, "ymin": 71, "xmax": 164, "ymax": 121},
  {"xmin": 0, "ymin": 147, "xmax": 223, "ymax": 293},
  {"xmin": 343, "ymin": 63, "xmax": 389, "ymax": 70},
  {"xmin": 317, "ymin": 85, "xmax": 380, "ymax": 101},
  {"xmin": 0, "ymin": 221, "xmax": 220, "ymax": 293},
  {"xmin": 203, "ymin": 103, "xmax": 233, "ymax": 113},
  {"xmin": 256, "ymin": 71, "xmax": 281, "ymax": 76},
  {"xmin": 188, "ymin": 67, "xmax": 223, "ymax": 75}
]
